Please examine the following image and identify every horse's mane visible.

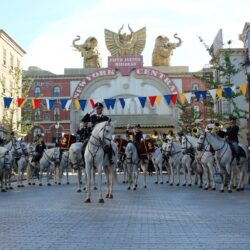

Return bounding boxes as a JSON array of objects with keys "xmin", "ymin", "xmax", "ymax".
[
  {"xmin": 208, "ymin": 132, "xmax": 226, "ymax": 142},
  {"xmin": 185, "ymin": 135, "xmax": 198, "ymax": 147},
  {"xmin": 92, "ymin": 120, "xmax": 114, "ymax": 134}
]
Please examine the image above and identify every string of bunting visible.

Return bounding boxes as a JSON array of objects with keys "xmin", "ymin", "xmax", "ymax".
[{"xmin": 2, "ymin": 84, "xmax": 248, "ymax": 110}]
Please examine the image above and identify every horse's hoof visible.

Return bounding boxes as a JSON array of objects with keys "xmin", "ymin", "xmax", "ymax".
[
  {"xmin": 93, "ymin": 187, "xmax": 97, "ymax": 190},
  {"xmin": 228, "ymin": 190, "xmax": 232, "ymax": 193},
  {"xmin": 28, "ymin": 183, "xmax": 31, "ymax": 185},
  {"xmin": 160, "ymin": 182, "xmax": 163, "ymax": 184},
  {"xmin": 109, "ymin": 194, "xmax": 113, "ymax": 199},
  {"xmin": 166, "ymin": 181, "xmax": 169, "ymax": 183},
  {"xmin": 105, "ymin": 193, "xmax": 109, "ymax": 198},
  {"xmin": 55, "ymin": 182, "xmax": 57, "ymax": 184},
  {"xmin": 1, "ymin": 189, "xmax": 6, "ymax": 192},
  {"xmin": 144, "ymin": 185, "xmax": 147, "ymax": 189},
  {"xmin": 176, "ymin": 183, "xmax": 180, "ymax": 186},
  {"xmin": 32, "ymin": 183, "xmax": 35, "ymax": 185},
  {"xmin": 39, "ymin": 183, "xmax": 42, "ymax": 186},
  {"xmin": 241, "ymin": 187, "xmax": 245, "ymax": 191},
  {"xmin": 188, "ymin": 184, "xmax": 192, "ymax": 187},
  {"xmin": 155, "ymin": 181, "xmax": 158, "ymax": 184},
  {"xmin": 21, "ymin": 185, "xmax": 25, "ymax": 187},
  {"xmin": 80, "ymin": 181, "xmax": 83, "ymax": 185},
  {"xmin": 85, "ymin": 198, "xmax": 91, "ymax": 203},
  {"xmin": 77, "ymin": 189, "xmax": 81, "ymax": 193},
  {"xmin": 220, "ymin": 189, "xmax": 224, "ymax": 193},
  {"xmin": 67, "ymin": 182, "xmax": 70, "ymax": 185},
  {"xmin": 233, "ymin": 185, "xmax": 237, "ymax": 189},
  {"xmin": 83, "ymin": 187, "xmax": 86, "ymax": 191},
  {"xmin": 182, "ymin": 184, "xmax": 186, "ymax": 187},
  {"xmin": 135, "ymin": 184, "xmax": 137, "ymax": 188},
  {"xmin": 122, "ymin": 181, "xmax": 125, "ymax": 184},
  {"xmin": 199, "ymin": 185, "xmax": 202, "ymax": 189},
  {"xmin": 169, "ymin": 183, "xmax": 173, "ymax": 186},
  {"xmin": 133, "ymin": 187, "xmax": 136, "ymax": 191},
  {"xmin": 127, "ymin": 187, "xmax": 131, "ymax": 190},
  {"xmin": 9, "ymin": 187, "xmax": 13, "ymax": 190},
  {"xmin": 58, "ymin": 182, "xmax": 61, "ymax": 185},
  {"xmin": 236, "ymin": 188, "xmax": 240, "ymax": 192},
  {"xmin": 204, "ymin": 187, "xmax": 208, "ymax": 190},
  {"xmin": 17, "ymin": 185, "xmax": 21, "ymax": 188},
  {"xmin": 99, "ymin": 198, "xmax": 104, "ymax": 203},
  {"xmin": 212, "ymin": 187, "xmax": 216, "ymax": 191},
  {"xmin": 47, "ymin": 183, "xmax": 51, "ymax": 186},
  {"xmin": 195, "ymin": 182, "xmax": 198, "ymax": 185}
]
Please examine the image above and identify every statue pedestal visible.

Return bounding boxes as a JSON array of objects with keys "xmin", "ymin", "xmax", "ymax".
[{"xmin": 150, "ymin": 66, "xmax": 189, "ymax": 74}]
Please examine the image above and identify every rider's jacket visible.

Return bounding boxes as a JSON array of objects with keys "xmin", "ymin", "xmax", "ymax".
[
  {"xmin": 82, "ymin": 113, "xmax": 109, "ymax": 127},
  {"xmin": 226, "ymin": 125, "xmax": 239, "ymax": 143},
  {"xmin": 77, "ymin": 127, "xmax": 92, "ymax": 142}
]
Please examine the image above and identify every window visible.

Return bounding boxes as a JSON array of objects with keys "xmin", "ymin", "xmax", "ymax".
[
  {"xmin": 34, "ymin": 110, "xmax": 41, "ymax": 121},
  {"xmin": 53, "ymin": 86, "xmax": 60, "ymax": 97},
  {"xmin": 10, "ymin": 53, "xmax": 14, "ymax": 69},
  {"xmin": 54, "ymin": 107, "xmax": 60, "ymax": 121},
  {"xmin": 193, "ymin": 105, "xmax": 200, "ymax": 118},
  {"xmin": 44, "ymin": 112, "xmax": 50, "ymax": 121},
  {"xmin": 192, "ymin": 83, "xmax": 199, "ymax": 91},
  {"xmin": 3, "ymin": 48, "xmax": 7, "ymax": 66},
  {"xmin": 34, "ymin": 87, "xmax": 41, "ymax": 97},
  {"xmin": 33, "ymin": 128, "xmax": 42, "ymax": 138}
]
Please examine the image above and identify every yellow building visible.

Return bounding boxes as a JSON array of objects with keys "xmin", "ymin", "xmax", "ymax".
[{"xmin": 0, "ymin": 29, "xmax": 26, "ymax": 136}]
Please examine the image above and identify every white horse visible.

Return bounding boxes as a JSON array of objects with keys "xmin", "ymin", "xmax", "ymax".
[
  {"xmin": 26, "ymin": 142, "xmax": 40, "ymax": 185},
  {"xmin": 0, "ymin": 147, "xmax": 11, "ymax": 192},
  {"xmin": 55, "ymin": 150, "xmax": 71, "ymax": 185},
  {"xmin": 39, "ymin": 147, "xmax": 60, "ymax": 186},
  {"xmin": 151, "ymin": 146, "xmax": 167, "ymax": 184},
  {"xmin": 84, "ymin": 120, "xmax": 115, "ymax": 203},
  {"xmin": 162, "ymin": 140, "xmax": 183, "ymax": 186},
  {"xmin": 197, "ymin": 131, "xmax": 249, "ymax": 192},
  {"xmin": 181, "ymin": 135, "xmax": 203, "ymax": 187}
]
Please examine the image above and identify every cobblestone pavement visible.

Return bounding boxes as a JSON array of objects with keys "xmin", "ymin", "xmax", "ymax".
[{"xmin": 0, "ymin": 173, "xmax": 250, "ymax": 250}]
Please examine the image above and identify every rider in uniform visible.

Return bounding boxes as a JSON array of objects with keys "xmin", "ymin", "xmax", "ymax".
[
  {"xmin": 225, "ymin": 115, "xmax": 240, "ymax": 165},
  {"xmin": 32, "ymin": 134, "xmax": 46, "ymax": 163},
  {"xmin": 81, "ymin": 102, "xmax": 114, "ymax": 164},
  {"xmin": 77, "ymin": 119, "xmax": 92, "ymax": 142}
]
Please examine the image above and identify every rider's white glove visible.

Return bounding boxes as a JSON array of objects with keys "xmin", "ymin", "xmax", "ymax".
[{"xmin": 126, "ymin": 123, "xmax": 130, "ymax": 129}]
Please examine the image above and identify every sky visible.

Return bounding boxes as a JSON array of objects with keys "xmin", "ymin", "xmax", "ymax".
[{"xmin": 1, "ymin": 0, "xmax": 249, "ymax": 74}]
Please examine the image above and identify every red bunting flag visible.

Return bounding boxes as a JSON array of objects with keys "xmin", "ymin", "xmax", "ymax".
[
  {"xmin": 32, "ymin": 99, "xmax": 42, "ymax": 110},
  {"xmin": 148, "ymin": 96, "xmax": 157, "ymax": 107},
  {"xmin": 171, "ymin": 94, "xmax": 178, "ymax": 104},
  {"xmin": 90, "ymin": 99, "xmax": 95, "ymax": 108},
  {"xmin": 17, "ymin": 98, "xmax": 27, "ymax": 108}
]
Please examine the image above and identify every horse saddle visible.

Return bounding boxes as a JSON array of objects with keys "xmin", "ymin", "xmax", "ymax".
[{"xmin": 229, "ymin": 144, "xmax": 246, "ymax": 158}]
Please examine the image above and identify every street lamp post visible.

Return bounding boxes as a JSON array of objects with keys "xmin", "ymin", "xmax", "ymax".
[
  {"xmin": 243, "ymin": 56, "xmax": 250, "ymax": 183},
  {"xmin": 55, "ymin": 122, "xmax": 60, "ymax": 144}
]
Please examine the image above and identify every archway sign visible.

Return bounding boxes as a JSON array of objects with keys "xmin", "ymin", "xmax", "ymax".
[{"xmin": 73, "ymin": 56, "xmax": 178, "ymax": 99}]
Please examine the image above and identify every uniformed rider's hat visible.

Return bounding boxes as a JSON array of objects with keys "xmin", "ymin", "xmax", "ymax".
[
  {"xmin": 95, "ymin": 102, "xmax": 104, "ymax": 108},
  {"xmin": 229, "ymin": 115, "xmax": 236, "ymax": 121}
]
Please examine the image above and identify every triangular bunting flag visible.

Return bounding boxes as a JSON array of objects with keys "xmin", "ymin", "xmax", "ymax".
[
  {"xmin": 164, "ymin": 95, "xmax": 172, "ymax": 105},
  {"xmin": 47, "ymin": 99, "xmax": 56, "ymax": 110},
  {"xmin": 119, "ymin": 98, "xmax": 125, "ymax": 109},
  {"xmin": 185, "ymin": 93, "xmax": 192, "ymax": 104},
  {"xmin": 65, "ymin": 99, "xmax": 72, "ymax": 111},
  {"xmin": 79, "ymin": 99, "xmax": 87, "ymax": 110},
  {"xmin": 194, "ymin": 91, "xmax": 202, "ymax": 101},
  {"xmin": 171, "ymin": 94, "xmax": 178, "ymax": 104},
  {"xmin": 138, "ymin": 96, "xmax": 147, "ymax": 108},
  {"xmin": 148, "ymin": 96, "xmax": 157, "ymax": 107},
  {"xmin": 216, "ymin": 88, "xmax": 223, "ymax": 99},
  {"xmin": 155, "ymin": 96, "xmax": 162, "ymax": 105},
  {"xmin": 208, "ymin": 89, "xmax": 217, "ymax": 101},
  {"xmin": 178, "ymin": 93, "xmax": 186, "ymax": 105},
  {"xmin": 3, "ymin": 97, "xmax": 13, "ymax": 108},
  {"xmin": 90, "ymin": 99, "xmax": 95, "ymax": 109},
  {"xmin": 224, "ymin": 87, "xmax": 232, "ymax": 97},
  {"xmin": 17, "ymin": 98, "xmax": 26, "ymax": 108},
  {"xmin": 32, "ymin": 99, "xmax": 42, "ymax": 110},
  {"xmin": 200, "ymin": 90, "xmax": 207, "ymax": 100},
  {"xmin": 75, "ymin": 99, "xmax": 80, "ymax": 110},
  {"xmin": 60, "ymin": 99, "xmax": 68, "ymax": 110},
  {"xmin": 104, "ymin": 98, "xmax": 116, "ymax": 110},
  {"xmin": 240, "ymin": 84, "xmax": 247, "ymax": 96}
]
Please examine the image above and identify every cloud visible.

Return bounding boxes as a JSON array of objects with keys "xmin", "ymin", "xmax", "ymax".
[{"xmin": 22, "ymin": 0, "xmax": 248, "ymax": 74}]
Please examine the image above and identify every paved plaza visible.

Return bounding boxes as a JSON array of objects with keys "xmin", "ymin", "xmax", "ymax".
[{"xmin": 0, "ymin": 173, "xmax": 250, "ymax": 250}]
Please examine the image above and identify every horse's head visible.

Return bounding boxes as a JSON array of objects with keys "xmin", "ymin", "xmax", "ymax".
[
  {"xmin": 181, "ymin": 136, "xmax": 190, "ymax": 154},
  {"xmin": 93, "ymin": 120, "xmax": 114, "ymax": 148},
  {"xmin": 12, "ymin": 140, "xmax": 24, "ymax": 157},
  {"xmin": 52, "ymin": 147, "xmax": 60, "ymax": 164},
  {"xmin": 125, "ymin": 142, "xmax": 135, "ymax": 163},
  {"xmin": 68, "ymin": 143, "xmax": 83, "ymax": 169},
  {"xmin": 197, "ymin": 131, "xmax": 206, "ymax": 151},
  {"xmin": 162, "ymin": 140, "xmax": 173, "ymax": 157}
]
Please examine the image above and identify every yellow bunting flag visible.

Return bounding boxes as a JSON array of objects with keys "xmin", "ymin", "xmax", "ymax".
[
  {"xmin": 240, "ymin": 84, "xmax": 247, "ymax": 96},
  {"xmin": 155, "ymin": 96, "xmax": 162, "ymax": 105},
  {"xmin": 178, "ymin": 93, "xmax": 186, "ymax": 105},
  {"xmin": 216, "ymin": 88, "xmax": 223, "ymax": 99},
  {"xmin": 75, "ymin": 99, "xmax": 80, "ymax": 110}
]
